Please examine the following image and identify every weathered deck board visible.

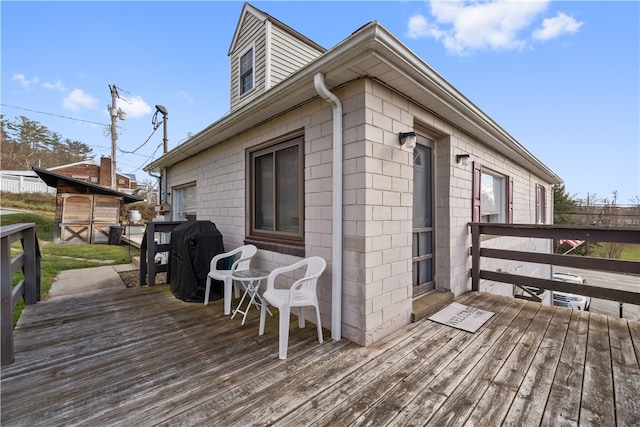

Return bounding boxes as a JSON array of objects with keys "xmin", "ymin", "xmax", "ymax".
[
  {"xmin": 540, "ymin": 309, "xmax": 588, "ymax": 426},
  {"xmin": 609, "ymin": 317, "xmax": 640, "ymax": 426},
  {"xmin": 464, "ymin": 302, "xmax": 554, "ymax": 426},
  {"xmin": 580, "ymin": 313, "xmax": 616, "ymax": 426},
  {"xmin": 277, "ymin": 293, "xmax": 504, "ymax": 427},
  {"xmin": 384, "ymin": 297, "xmax": 530, "ymax": 426},
  {"xmin": 501, "ymin": 305, "xmax": 571, "ymax": 427},
  {"xmin": 1, "ymin": 285, "xmax": 638, "ymax": 426},
  {"xmin": 317, "ymin": 293, "xmax": 506, "ymax": 427}
]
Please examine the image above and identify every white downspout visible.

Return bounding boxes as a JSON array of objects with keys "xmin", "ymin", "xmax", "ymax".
[{"xmin": 314, "ymin": 72, "xmax": 342, "ymax": 341}]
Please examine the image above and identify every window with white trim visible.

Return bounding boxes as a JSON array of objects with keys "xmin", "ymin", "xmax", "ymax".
[
  {"xmin": 239, "ymin": 47, "xmax": 254, "ymax": 96},
  {"xmin": 172, "ymin": 184, "xmax": 197, "ymax": 221}
]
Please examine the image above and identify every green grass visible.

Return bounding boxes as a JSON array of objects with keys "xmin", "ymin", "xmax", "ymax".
[
  {"xmin": 2, "ymin": 209, "xmax": 139, "ymax": 325},
  {"xmin": 42, "ymin": 242, "xmax": 136, "ymax": 263},
  {"xmin": 620, "ymin": 244, "xmax": 640, "ymax": 261},
  {"xmin": 0, "ymin": 212, "xmax": 56, "ymax": 241},
  {"xmin": 1, "ymin": 191, "xmax": 56, "ymax": 213}
]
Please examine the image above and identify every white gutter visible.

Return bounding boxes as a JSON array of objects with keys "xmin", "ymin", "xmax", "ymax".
[{"xmin": 313, "ymin": 72, "xmax": 342, "ymax": 341}]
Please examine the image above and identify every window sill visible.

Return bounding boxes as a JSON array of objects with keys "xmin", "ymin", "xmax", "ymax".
[{"xmin": 244, "ymin": 237, "xmax": 305, "ymax": 257}]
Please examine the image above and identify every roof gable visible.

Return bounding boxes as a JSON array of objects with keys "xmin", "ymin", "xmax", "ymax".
[
  {"xmin": 227, "ymin": 3, "xmax": 326, "ymax": 112},
  {"xmin": 228, "ymin": 3, "xmax": 324, "ymax": 56}
]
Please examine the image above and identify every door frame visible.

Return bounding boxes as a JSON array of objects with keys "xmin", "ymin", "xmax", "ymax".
[{"xmin": 412, "ymin": 136, "xmax": 436, "ymax": 297}]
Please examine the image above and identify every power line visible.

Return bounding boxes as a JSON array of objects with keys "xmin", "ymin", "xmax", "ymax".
[
  {"xmin": 0, "ymin": 103, "xmax": 121, "ymax": 128},
  {"xmin": 117, "ymin": 126, "xmax": 158, "ymax": 154}
]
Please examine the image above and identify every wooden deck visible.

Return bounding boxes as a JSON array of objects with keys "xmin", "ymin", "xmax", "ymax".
[{"xmin": 1, "ymin": 285, "xmax": 639, "ymax": 426}]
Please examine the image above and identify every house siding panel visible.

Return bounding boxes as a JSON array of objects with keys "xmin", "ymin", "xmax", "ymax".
[
  {"xmin": 270, "ymin": 26, "xmax": 323, "ymax": 86},
  {"xmin": 230, "ymin": 13, "xmax": 322, "ymax": 112},
  {"xmin": 230, "ymin": 13, "xmax": 265, "ymax": 111}
]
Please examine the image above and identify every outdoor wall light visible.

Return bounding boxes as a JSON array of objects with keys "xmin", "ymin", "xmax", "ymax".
[
  {"xmin": 456, "ymin": 154, "xmax": 470, "ymax": 165},
  {"xmin": 399, "ymin": 131, "xmax": 417, "ymax": 149}
]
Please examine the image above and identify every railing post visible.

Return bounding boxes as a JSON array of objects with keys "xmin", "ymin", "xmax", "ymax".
[
  {"xmin": 23, "ymin": 227, "xmax": 39, "ymax": 304},
  {"xmin": 1, "ymin": 233, "xmax": 15, "ymax": 366},
  {"xmin": 146, "ymin": 223, "xmax": 157, "ymax": 287},
  {"xmin": 139, "ymin": 222, "xmax": 150, "ymax": 287},
  {"xmin": 619, "ymin": 303, "xmax": 623, "ymax": 318},
  {"xmin": 471, "ymin": 223, "xmax": 480, "ymax": 291}
]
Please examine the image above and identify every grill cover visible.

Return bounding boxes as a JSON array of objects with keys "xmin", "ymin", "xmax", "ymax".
[{"xmin": 168, "ymin": 220, "xmax": 225, "ymax": 302}]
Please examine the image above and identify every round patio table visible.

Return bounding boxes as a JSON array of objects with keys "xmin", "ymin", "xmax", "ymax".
[{"xmin": 230, "ymin": 268, "xmax": 273, "ymax": 325}]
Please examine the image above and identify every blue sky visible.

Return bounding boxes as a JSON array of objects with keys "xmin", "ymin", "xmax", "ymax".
[{"xmin": 2, "ymin": 1, "xmax": 639, "ymax": 204}]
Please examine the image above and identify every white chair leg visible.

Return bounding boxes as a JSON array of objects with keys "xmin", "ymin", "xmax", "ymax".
[
  {"xmin": 223, "ymin": 276, "xmax": 233, "ymax": 315},
  {"xmin": 234, "ymin": 282, "xmax": 241, "ymax": 298},
  {"xmin": 259, "ymin": 300, "xmax": 268, "ymax": 336},
  {"xmin": 314, "ymin": 305, "xmax": 323, "ymax": 344},
  {"xmin": 297, "ymin": 307, "xmax": 305, "ymax": 328},
  {"xmin": 279, "ymin": 304, "xmax": 290, "ymax": 360},
  {"xmin": 204, "ymin": 276, "xmax": 211, "ymax": 305}
]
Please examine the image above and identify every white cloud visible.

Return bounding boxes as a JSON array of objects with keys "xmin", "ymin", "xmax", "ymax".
[
  {"xmin": 532, "ymin": 12, "xmax": 584, "ymax": 41},
  {"xmin": 42, "ymin": 79, "xmax": 68, "ymax": 91},
  {"xmin": 177, "ymin": 90, "xmax": 195, "ymax": 105},
  {"xmin": 12, "ymin": 73, "xmax": 39, "ymax": 89},
  {"xmin": 407, "ymin": 14, "xmax": 445, "ymax": 40},
  {"xmin": 63, "ymin": 89, "xmax": 98, "ymax": 111},
  {"xmin": 407, "ymin": 1, "xmax": 582, "ymax": 55},
  {"xmin": 117, "ymin": 95, "xmax": 152, "ymax": 119}
]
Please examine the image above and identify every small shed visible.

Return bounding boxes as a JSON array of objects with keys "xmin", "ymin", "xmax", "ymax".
[{"xmin": 33, "ymin": 167, "xmax": 143, "ymax": 244}]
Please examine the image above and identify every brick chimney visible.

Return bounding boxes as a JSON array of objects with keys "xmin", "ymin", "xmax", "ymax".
[{"xmin": 99, "ymin": 156, "xmax": 112, "ymax": 187}]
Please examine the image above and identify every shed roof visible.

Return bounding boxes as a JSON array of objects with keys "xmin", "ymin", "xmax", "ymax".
[{"xmin": 33, "ymin": 167, "xmax": 143, "ymax": 204}]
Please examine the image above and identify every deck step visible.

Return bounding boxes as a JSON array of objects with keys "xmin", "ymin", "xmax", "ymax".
[{"xmin": 411, "ymin": 290, "xmax": 454, "ymax": 322}]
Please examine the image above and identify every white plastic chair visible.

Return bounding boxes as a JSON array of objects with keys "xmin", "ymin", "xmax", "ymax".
[
  {"xmin": 259, "ymin": 256, "xmax": 326, "ymax": 359},
  {"xmin": 205, "ymin": 244, "xmax": 257, "ymax": 314}
]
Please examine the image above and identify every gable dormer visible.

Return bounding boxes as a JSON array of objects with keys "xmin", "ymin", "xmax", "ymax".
[{"xmin": 228, "ymin": 3, "xmax": 326, "ymax": 112}]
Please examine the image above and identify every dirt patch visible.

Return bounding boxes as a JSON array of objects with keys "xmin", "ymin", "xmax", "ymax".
[{"xmin": 118, "ymin": 269, "xmax": 167, "ymax": 288}]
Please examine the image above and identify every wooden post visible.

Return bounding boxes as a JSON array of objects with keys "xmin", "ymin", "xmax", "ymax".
[
  {"xmin": 1, "ymin": 232, "xmax": 14, "ymax": 365},
  {"xmin": 471, "ymin": 223, "xmax": 480, "ymax": 292},
  {"xmin": 23, "ymin": 227, "xmax": 38, "ymax": 304},
  {"xmin": 146, "ymin": 223, "xmax": 157, "ymax": 287}
]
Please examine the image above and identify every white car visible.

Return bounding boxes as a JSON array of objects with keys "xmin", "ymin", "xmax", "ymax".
[{"xmin": 552, "ymin": 272, "xmax": 591, "ymax": 311}]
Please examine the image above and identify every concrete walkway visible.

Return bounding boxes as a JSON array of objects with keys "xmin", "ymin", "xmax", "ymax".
[{"xmin": 49, "ymin": 263, "xmax": 138, "ymax": 298}]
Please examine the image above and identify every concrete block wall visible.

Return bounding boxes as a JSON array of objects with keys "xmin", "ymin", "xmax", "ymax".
[
  {"xmin": 167, "ymin": 96, "xmax": 339, "ymax": 339},
  {"xmin": 166, "ymin": 76, "xmax": 556, "ymax": 347},
  {"xmin": 357, "ymin": 79, "xmax": 414, "ymax": 345}
]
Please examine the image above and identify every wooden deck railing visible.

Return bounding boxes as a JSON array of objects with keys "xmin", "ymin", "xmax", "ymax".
[
  {"xmin": 1, "ymin": 223, "xmax": 41, "ymax": 366},
  {"xmin": 470, "ymin": 223, "xmax": 640, "ymax": 306},
  {"xmin": 139, "ymin": 221, "xmax": 184, "ymax": 287}
]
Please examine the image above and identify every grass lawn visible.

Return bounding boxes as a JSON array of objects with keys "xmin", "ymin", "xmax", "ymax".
[
  {"xmin": 620, "ymin": 244, "xmax": 640, "ymax": 261},
  {"xmin": 2, "ymin": 210, "xmax": 139, "ymax": 325}
]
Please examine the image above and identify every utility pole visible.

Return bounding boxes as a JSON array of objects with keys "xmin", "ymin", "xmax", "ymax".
[
  {"xmin": 155, "ymin": 105, "xmax": 168, "ymax": 154},
  {"xmin": 109, "ymin": 84, "xmax": 118, "ymax": 190}
]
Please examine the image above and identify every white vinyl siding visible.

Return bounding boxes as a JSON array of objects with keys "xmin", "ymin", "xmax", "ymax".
[
  {"xmin": 230, "ymin": 13, "xmax": 265, "ymax": 110},
  {"xmin": 229, "ymin": 8, "xmax": 324, "ymax": 111},
  {"xmin": 270, "ymin": 26, "xmax": 323, "ymax": 87}
]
